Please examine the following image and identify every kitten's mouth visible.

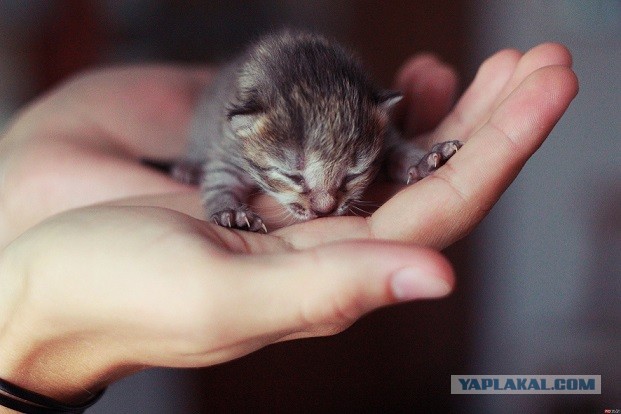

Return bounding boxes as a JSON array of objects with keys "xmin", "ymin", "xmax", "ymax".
[
  {"xmin": 287, "ymin": 202, "xmax": 349, "ymax": 220},
  {"xmin": 287, "ymin": 203, "xmax": 314, "ymax": 220}
]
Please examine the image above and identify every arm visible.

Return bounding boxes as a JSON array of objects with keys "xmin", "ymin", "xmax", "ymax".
[{"xmin": 0, "ymin": 66, "xmax": 212, "ymax": 247}]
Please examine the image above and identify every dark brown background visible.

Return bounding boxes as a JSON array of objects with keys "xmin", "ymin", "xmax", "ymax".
[{"xmin": 7, "ymin": 1, "xmax": 473, "ymax": 412}]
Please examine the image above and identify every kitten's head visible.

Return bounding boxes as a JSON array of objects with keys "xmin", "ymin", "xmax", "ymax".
[{"xmin": 227, "ymin": 32, "xmax": 401, "ymax": 220}]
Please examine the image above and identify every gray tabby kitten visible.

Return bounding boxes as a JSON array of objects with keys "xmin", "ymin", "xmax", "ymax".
[{"xmin": 174, "ymin": 31, "xmax": 461, "ymax": 232}]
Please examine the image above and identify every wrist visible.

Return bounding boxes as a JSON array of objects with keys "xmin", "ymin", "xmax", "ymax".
[
  {"xmin": 0, "ymin": 327, "xmax": 112, "ymax": 404},
  {"xmin": 0, "ymin": 243, "xmax": 129, "ymax": 406}
]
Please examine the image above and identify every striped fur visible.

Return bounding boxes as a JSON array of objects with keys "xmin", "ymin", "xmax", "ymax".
[{"xmin": 177, "ymin": 31, "xmax": 456, "ymax": 231}]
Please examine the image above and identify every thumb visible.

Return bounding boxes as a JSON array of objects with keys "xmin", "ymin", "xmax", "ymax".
[{"xmin": 226, "ymin": 240, "xmax": 454, "ymax": 344}]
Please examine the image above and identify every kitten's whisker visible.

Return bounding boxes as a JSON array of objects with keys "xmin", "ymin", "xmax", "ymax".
[
  {"xmin": 349, "ymin": 204, "xmax": 373, "ymax": 216},
  {"xmin": 352, "ymin": 199, "xmax": 381, "ymax": 210},
  {"xmin": 254, "ymin": 205, "xmax": 298, "ymax": 228},
  {"xmin": 352, "ymin": 199, "xmax": 380, "ymax": 206}
]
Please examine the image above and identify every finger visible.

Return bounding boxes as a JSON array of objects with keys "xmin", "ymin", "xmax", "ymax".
[
  {"xmin": 432, "ymin": 43, "xmax": 572, "ymax": 144},
  {"xmin": 489, "ymin": 42, "xmax": 573, "ymax": 112},
  {"xmin": 370, "ymin": 65, "xmax": 579, "ymax": 248},
  {"xmin": 199, "ymin": 240, "xmax": 454, "ymax": 364},
  {"xmin": 429, "ymin": 48, "xmax": 522, "ymax": 145},
  {"xmin": 394, "ymin": 54, "xmax": 459, "ymax": 137}
]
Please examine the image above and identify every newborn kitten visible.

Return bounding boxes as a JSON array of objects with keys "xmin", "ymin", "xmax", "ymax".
[{"xmin": 174, "ymin": 31, "xmax": 461, "ymax": 232}]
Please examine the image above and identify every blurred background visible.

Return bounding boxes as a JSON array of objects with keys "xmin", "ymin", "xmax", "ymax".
[{"xmin": 0, "ymin": 1, "xmax": 619, "ymax": 413}]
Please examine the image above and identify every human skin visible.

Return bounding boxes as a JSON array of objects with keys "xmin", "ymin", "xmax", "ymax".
[{"xmin": 0, "ymin": 43, "xmax": 577, "ymax": 407}]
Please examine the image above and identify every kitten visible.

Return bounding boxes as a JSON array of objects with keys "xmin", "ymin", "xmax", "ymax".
[{"xmin": 174, "ymin": 31, "xmax": 461, "ymax": 232}]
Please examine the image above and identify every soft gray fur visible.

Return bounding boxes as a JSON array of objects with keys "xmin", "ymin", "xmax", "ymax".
[{"xmin": 174, "ymin": 31, "xmax": 461, "ymax": 232}]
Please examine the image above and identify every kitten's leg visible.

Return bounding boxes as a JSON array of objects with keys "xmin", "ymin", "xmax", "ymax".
[
  {"xmin": 386, "ymin": 138, "xmax": 463, "ymax": 184},
  {"xmin": 201, "ymin": 160, "xmax": 267, "ymax": 232},
  {"xmin": 171, "ymin": 160, "xmax": 203, "ymax": 185}
]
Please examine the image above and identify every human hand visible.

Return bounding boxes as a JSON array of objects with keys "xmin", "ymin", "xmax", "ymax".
[
  {"xmin": 0, "ymin": 204, "xmax": 453, "ymax": 403},
  {"xmin": 376, "ymin": 42, "xmax": 578, "ymax": 247}
]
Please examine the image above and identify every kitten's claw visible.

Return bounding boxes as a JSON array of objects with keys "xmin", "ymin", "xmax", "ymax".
[
  {"xmin": 210, "ymin": 208, "xmax": 266, "ymax": 232},
  {"xmin": 406, "ymin": 140, "xmax": 463, "ymax": 184}
]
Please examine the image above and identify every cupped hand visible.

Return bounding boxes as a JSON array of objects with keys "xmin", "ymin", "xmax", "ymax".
[
  {"xmin": 0, "ymin": 43, "xmax": 578, "ymax": 404},
  {"xmin": 378, "ymin": 43, "xmax": 578, "ymax": 247},
  {"xmin": 0, "ymin": 204, "xmax": 453, "ymax": 402}
]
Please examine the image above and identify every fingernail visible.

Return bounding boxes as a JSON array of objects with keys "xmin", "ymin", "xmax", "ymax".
[{"xmin": 390, "ymin": 267, "xmax": 452, "ymax": 301}]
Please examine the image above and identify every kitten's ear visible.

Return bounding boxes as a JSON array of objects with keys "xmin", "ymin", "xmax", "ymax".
[
  {"xmin": 376, "ymin": 90, "xmax": 403, "ymax": 111},
  {"xmin": 227, "ymin": 103, "xmax": 264, "ymax": 137},
  {"xmin": 229, "ymin": 113, "xmax": 262, "ymax": 136}
]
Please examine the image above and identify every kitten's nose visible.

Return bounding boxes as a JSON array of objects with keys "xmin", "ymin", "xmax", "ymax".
[
  {"xmin": 312, "ymin": 206, "xmax": 337, "ymax": 217},
  {"xmin": 310, "ymin": 191, "xmax": 337, "ymax": 217}
]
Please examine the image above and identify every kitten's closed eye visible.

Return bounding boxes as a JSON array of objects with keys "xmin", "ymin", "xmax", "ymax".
[
  {"xmin": 340, "ymin": 170, "xmax": 369, "ymax": 190},
  {"xmin": 344, "ymin": 172, "xmax": 364, "ymax": 183},
  {"xmin": 281, "ymin": 172, "xmax": 305, "ymax": 186},
  {"xmin": 265, "ymin": 170, "xmax": 309, "ymax": 194}
]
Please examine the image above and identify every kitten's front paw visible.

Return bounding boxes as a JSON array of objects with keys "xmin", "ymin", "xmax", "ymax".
[
  {"xmin": 211, "ymin": 208, "xmax": 267, "ymax": 233},
  {"xmin": 406, "ymin": 140, "xmax": 463, "ymax": 184}
]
